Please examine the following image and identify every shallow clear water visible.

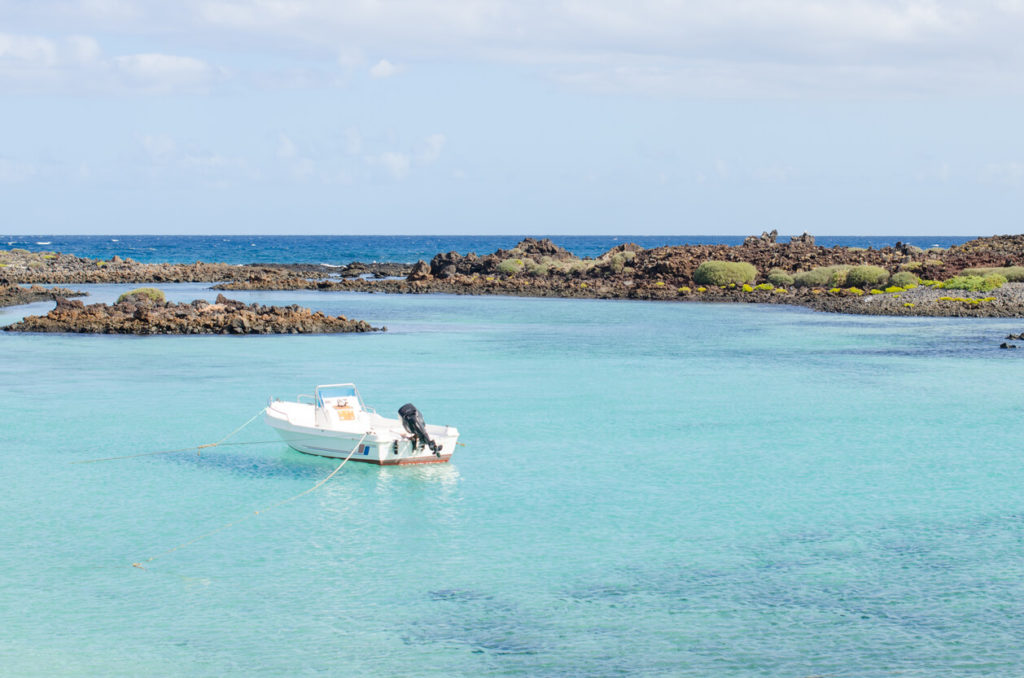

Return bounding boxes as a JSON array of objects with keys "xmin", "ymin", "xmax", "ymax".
[{"xmin": 2, "ymin": 286, "xmax": 1023, "ymax": 676}]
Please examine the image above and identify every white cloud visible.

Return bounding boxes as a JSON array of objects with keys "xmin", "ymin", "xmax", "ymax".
[
  {"xmin": 136, "ymin": 133, "xmax": 252, "ymax": 185},
  {"xmin": 275, "ymin": 134, "xmax": 315, "ymax": 179},
  {"xmin": 0, "ymin": 33, "xmax": 59, "ymax": 64},
  {"xmin": 277, "ymin": 134, "xmax": 298, "ymax": 159},
  {"xmin": 376, "ymin": 151, "xmax": 411, "ymax": 179},
  {"xmin": 981, "ymin": 161, "xmax": 1024, "ymax": 187},
  {"xmin": 113, "ymin": 53, "xmax": 219, "ymax": 93},
  {"xmin": 3, "ymin": 2, "xmax": 1024, "ymax": 96},
  {"xmin": 369, "ymin": 58, "xmax": 399, "ymax": 78},
  {"xmin": 141, "ymin": 134, "xmax": 176, "ymax": 160},
  {"xmin": 416, "ymin": 133, "xmax": 446, "ymax": 164},
  {"xmin": 0, "ymin": 157, "xmax": 38, "ymax": 183},
  {"xmin": 180, "ymin": 0, "xmax": 1024, "ymax": 96},
  {"xmin": 0, "ymin": 31, "xmax": 221, "ymax": 93}
]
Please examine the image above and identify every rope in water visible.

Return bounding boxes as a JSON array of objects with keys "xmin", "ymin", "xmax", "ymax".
[
  {"xmin": 72, "ymin": 407, "xmax": 269, "ymax": 464},
  {"xmin": 132, "ymin": 432, "xmax": 368, "ymax": 570}
]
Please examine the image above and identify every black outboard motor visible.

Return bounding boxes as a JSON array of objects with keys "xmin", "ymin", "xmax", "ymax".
[{"xmin": 399, "ymin": 403, "xmax": 441, "ymax": 456}]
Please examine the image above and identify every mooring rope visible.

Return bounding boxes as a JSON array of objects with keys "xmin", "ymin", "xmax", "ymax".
[
  {"xmin": 131, "ymin": 432, "xmax": 368, "ymax": 570},
  {"xmin": 72, "ymin": 407, "xmax": 270, "ymax": 464}
]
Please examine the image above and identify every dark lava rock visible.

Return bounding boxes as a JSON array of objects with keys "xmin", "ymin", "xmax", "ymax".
[
  {"xmin": 407, "ymin": 260, "xmax": 433, "ymax": 281},
  {"xmin": 0, "ymin": 284, "xmax": 85, "ymax": 308},
  {"xmin": 4, "ymin": 296, "xmax": 383, "ymax": 335},
  {"xmin": 1000, "ymin": 342, "xmax": 1017, "ymax": 349},
  {"xmin": 743, "ymin": 229, "xmax": 779, "ymax": 246}
]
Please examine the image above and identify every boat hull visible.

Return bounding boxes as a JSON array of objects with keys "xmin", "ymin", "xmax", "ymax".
[{"xmin": 265, "ymin": 409, "xmax": 458, "ymax": 465}]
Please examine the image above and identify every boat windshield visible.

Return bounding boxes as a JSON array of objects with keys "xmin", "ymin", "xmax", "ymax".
[{"xmin": 315, "ymin": 384, "xmax": 361, "ymax": 408}]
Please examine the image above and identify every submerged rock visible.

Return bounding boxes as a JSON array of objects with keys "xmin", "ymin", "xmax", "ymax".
[{"xmin": 4, "ymin": 295, "xmax": 383, "ymax": 335}]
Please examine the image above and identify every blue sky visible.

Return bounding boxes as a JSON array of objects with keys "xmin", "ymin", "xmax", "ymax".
[{"xmin": 1, "ymin": 1, "xmax": 1023, "ymax": 235}]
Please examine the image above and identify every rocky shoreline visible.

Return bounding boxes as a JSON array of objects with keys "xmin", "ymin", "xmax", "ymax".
[
  {"xmin": 4, "ymin": 293, "xmax": 383, "ymax": 335},
  {"xmin": 0, "ymin": 284, "xmax": 85, "ymax": 308},
  {"xmin": 6, "ymin": 233, "xmax": 1024, "ymax": 317}
]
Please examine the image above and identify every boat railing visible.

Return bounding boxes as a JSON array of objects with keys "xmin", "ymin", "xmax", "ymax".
[{"xmin": 268, "ymin": 401, "xmax": 297, "ymax": 425}]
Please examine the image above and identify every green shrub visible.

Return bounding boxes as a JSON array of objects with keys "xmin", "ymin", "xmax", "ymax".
[
  {"xmin": 692, "ymin": 261, "xmax": 756, "ymax": 286},
  {"xmin": 742, "ymin": 283, "xmax": 754, "ymax": 292},
  {"xmin": 496, "ymin": 258, "xmax": 525, "ymax": 275},
  {"xmin": 755, "ymin": 283, "xmax": 774, "ymax": 291},
  {"xmin": 884, "ymin": 286, "xmax": 905, "ymax": 294},
  {"xmin": 792, "ymin": 265, "xmax": 850, "ymax": 288},
  {"xmin": 847, "ymin": 287, "xmax": 865, "ymax": 296},
  {"xmin": 845, "ymin": 265, "xmax": 890, "ymax": 289},
  {"xmin": 962, "ymin": 266, "xmax": 1024, "ymax": 282},
  {"xmin": 525, "ymin": 261, "xmax": 549, "ymax": 276},
  {"xmin": 940, "ymin": 274, "xmax": 1006, "ymax": 291},
  {"xmin": 117, "ymin": 287, "xmax": 166, "ymax": 304},
  {"xmin": 869, "ymin": 289, "xmax": 884, "ymax": 295},
  {"xmin": 766, "ymin": 269, "xmax": 794, "ymax": 287},
  {"xmin": 889, "ymin": 271, "xmax": 919, "ymax": 288}
]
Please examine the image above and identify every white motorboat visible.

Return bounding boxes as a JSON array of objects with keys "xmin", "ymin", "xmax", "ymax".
[{"xmin": 265, "ymin": 384, "xmax": 459, "ymax": 465}]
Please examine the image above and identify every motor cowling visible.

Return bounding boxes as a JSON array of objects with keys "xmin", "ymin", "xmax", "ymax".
[{"xmin": 398, "ymin": 403, "xmax": 440, "ymax": 455}]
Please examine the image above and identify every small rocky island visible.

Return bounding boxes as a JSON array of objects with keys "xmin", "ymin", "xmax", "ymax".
[
  {"xmin": 3, "ymin": 290, "xmax": 382, "ymax": 335},
  {"xmin": 0, "ymin": 284, "xmax": 85, "ymax": 308}
]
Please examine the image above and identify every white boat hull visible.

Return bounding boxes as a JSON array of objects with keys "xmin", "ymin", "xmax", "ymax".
[{"xmin": 265, "ymin": 399, "xmax": 458, "ymax": 465}]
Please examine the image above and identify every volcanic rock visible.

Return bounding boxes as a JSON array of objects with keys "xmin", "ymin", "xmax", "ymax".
[{"xmin": 4, "ymin": 296, "xmax": 383, "ymax": 335}]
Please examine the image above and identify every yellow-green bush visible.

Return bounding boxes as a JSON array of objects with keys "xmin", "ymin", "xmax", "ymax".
[
  {"xmin": 941, "ymin": 274, "xmax": 1006, "ymax": 291},
  {"xmin": 845, "ymin": 265, "xmax": 890, "ymax": 289},
  {"xmin": 962, "ymin": 266, "xmax": 1024, "ymax": 282},
  {"xmin": 766, "ymin": 268, "xmax": 794, "ymax": 287},
  {"xmin": 496, "ymin": 258, "xmax": 525, "ymax": 275},
  {"xmin": 693, "ymin": 261, "xmax": 757, "ymax": 286},
  {"xmin": 792, "ymin": 265, "xmax": 850, "ymax": 288},
  {"xmin": 889, "ymin": 271, "xmax": 919, "ymax": 288},
  {"xmin": 117, "ymin": 287, "xmax": 165, "ymax": 304}
]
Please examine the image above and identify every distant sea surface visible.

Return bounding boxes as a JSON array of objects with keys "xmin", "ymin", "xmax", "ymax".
[{"xmin": 1, "ymin": 234, "xmax": 974, "ymax": 265}]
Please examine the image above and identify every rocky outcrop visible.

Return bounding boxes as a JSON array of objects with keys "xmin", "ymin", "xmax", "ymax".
[
  {"xmin": 743, "ymin": 229, "xmax": 779, "ymax": 246},
  {"xmin": 407, "ymin": 260, "xmax": 433, "ymax": 281},
  {"xmin": 0, "ymin": 249, "xmax": 410, "ymax": 286},
  {"xmin": 0, "ymin": 284, "xmax": 85, "ymax": 308},
  {"xmin": 4, "ymin": 293, "xmax": 383, "ymax": 335},
  {"xmin": 12, "ymin": 234, "xmax": 1024, "ymax": 319}
]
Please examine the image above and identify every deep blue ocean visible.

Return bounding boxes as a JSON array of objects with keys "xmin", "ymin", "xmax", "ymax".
[
  {"xmin": 2, "ymin": 237, "xmax": 1022, "ymax": 676},
  {"xmin": 2, "ymin": 234, "xmax": 972, "ymax": 264}
]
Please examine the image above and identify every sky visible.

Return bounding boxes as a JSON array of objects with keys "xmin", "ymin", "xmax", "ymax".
[{"xmin": 1, "ymin": 1, "xmax": 1023, "ymax": 236}]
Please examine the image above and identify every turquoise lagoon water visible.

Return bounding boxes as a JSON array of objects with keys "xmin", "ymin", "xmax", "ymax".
[{"xmin": 2, "ymin": 285, "xmax": 1024, "ymax": 676}]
